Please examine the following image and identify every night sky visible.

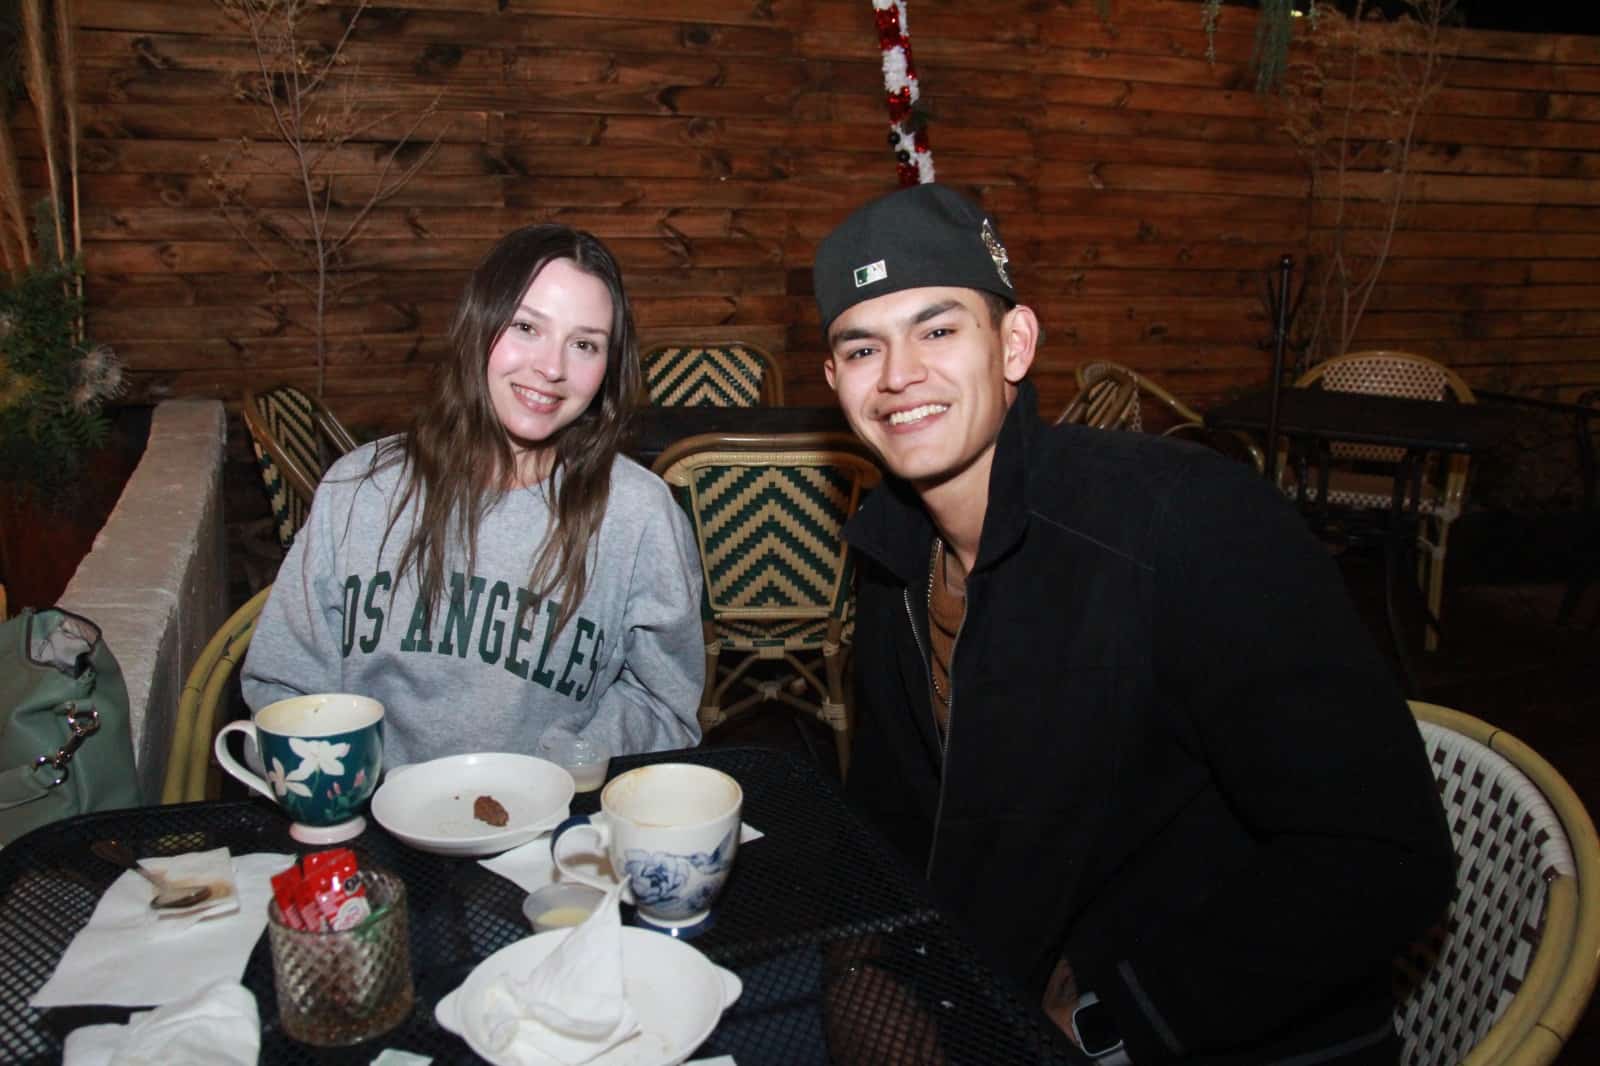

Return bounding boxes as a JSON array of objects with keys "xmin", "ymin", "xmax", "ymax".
[{"xmin": 1226, "ymin": 1, "xmax": 1600, "ymax": 36}]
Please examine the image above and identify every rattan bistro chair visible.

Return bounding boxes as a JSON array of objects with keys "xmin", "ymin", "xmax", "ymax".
[
  {"xmin": 1059, "ymin": 361, "xmax": 1265, "ymax": 473},
  {"xmin": 242, "ymin": 385, "xmax": 360, "ymax": 551},
  {"xmin": 653, "ymin": 433, "xmax": 880, "ymax": 777},
  {"xmin": 641, "ymin": 342, "xmax": 784, "ymax": 407},
  {"xmin": 1056, "ymin": 362, "xmax": 1138, "ymax": 429},
  {"xmin": 1395, "ymin": 702, "xmax": 1600, "ymax": 1066},
  {"xmin": 1289, "ymin": 351, "xmax": 1476, "ymax": 651},
  {"xmin": 160, "ymin": 586, "xmax": 271, "ymax": 804}
]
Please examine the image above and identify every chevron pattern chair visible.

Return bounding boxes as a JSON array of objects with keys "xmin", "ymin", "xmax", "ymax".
[
  {"xmin": 1395, "ymin": 702, "xmax": 1600, "ymax": 1066},
  {"xmin": 242, "ymin": 385, "xmax": 359, "ymax": 552},
  {"xmin": 1288, "ymin": 351, "xmax": 1476, "ymax": 651},
  {"xmin": 654, "ymin": 433, "xmax": 880, "ymax": 776},
  {"xmin": 641, "ymin": 342, "xmax": 784, "ymax": 407}
]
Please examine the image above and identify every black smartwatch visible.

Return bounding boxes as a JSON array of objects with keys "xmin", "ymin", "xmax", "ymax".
[{"xmin": 1071, "ymin": 992, "xmax": 1131, "ymax": 1063}]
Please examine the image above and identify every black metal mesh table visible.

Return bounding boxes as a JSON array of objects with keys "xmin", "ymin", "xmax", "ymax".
[{"xmin": 0, "ymin": 747, "xmax": 1082, "ymax": 1064}]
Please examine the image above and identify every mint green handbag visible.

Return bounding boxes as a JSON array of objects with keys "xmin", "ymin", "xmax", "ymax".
[{"xmin": 0, "ymin": 608, "xmax": 142, "ymax": 845}]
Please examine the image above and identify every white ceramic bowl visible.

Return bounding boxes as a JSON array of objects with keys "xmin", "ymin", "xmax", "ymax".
[
  {"xmin": 435, "ymin": 927, "xmax": 742, "ymax": 1066},
  {"xmin": 370, "ymin": 753, "xmax": 575, "ymax": 857}
]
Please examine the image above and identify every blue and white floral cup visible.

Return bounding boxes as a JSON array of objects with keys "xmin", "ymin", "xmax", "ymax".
[
  {"xmin": 551, "ymin": 763, "xmax": 742, "ymax": 936},
  {"xmin": 214, "ymin": 694, "xmax": 384, "ymax": 844}
]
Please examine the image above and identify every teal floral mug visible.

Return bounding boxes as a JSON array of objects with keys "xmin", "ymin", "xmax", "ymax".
[{"xmin": 214, "ymin": 694, "xmax": 384, "ymax": 844}]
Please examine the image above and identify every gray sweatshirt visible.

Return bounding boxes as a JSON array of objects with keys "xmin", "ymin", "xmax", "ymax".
[{"xmin": 242, "ymin": 439, "xmax": 705, "ymax": 766}]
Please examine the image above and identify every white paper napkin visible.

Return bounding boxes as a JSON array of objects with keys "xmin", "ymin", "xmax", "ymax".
[
  {"xmin": 137, "ymin": 847, "xmax": 239, "ymax": 924},
  {"xmin": 60, "ymin": 978, "xmax": 259, "ymax": 1066},
  {"xmin": 479, "ymin": 822, "xmax": 765, "ymax": 895},
  {"xmin": 480, "ymin": 883, "xmax": 640, "ymax": 1063},
  {"xmin": 370, "ymin": 1052, "xmax": 433, "ymax": 1066},
  {"xmin": 31, "ymin": 852, "xmax": 295, "ymax": 1008}
]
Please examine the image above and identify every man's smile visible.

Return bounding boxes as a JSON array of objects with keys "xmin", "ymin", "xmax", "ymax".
[{"xmin": 884, "ymin": 402, "xmax": 950, "ymax": 428}]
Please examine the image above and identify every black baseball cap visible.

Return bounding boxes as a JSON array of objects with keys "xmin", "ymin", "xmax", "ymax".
[{"xmin": 813, "ymin": 183, "xmax": 1016, "ymax": 336}]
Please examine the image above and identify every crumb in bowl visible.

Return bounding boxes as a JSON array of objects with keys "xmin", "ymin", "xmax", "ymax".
[{"xmin": 473, "ymin": 795, "xmax": 509, "ymax": 827}]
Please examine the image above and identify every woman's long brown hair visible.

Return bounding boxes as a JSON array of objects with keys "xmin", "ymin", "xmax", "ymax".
[{"xmin": 373, "ymin": 224, "xmax": 641, "ymax": 638}]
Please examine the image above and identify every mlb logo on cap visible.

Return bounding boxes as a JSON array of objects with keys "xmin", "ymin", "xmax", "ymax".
[{"xmin": 853, "ymin": 260, "xmax": 887, "ymax": 288}]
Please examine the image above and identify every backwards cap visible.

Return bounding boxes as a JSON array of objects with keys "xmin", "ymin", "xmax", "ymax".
[{"xmin": 812, "ymin": 183, "xmax": 1015, "ymax": 335}]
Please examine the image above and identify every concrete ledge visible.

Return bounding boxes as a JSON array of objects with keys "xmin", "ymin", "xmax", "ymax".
[{"xmin": 60, "ymin": 399, "xmax": 227, "ymax": 801}]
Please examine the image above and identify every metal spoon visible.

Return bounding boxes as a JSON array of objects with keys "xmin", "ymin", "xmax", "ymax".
[{"xmin": 90, "ymin": 840, "xmax": 212, "ymax": 910}]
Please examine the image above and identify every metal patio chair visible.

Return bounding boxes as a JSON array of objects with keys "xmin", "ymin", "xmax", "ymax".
[
  {"xmin": 241, "ymin": 385, "xmax": 359, "ymax": 552},
  {"xmin": 641, "ymin": 342, "xmax": 784, "ymax": 407},
  {"xmin": 1060, "ymin": 361, "xmax": 1264, "ymax": 472},
  {"xmin": 653, "ymin": 432, "xmax": 880, "ymax": 777},
  {"xmin": 1395, "ymin": 701, "xmax": 1600, "ymax": 1065},
  {"xmin": 160, "ymin": 586, "xmax": 271, "ymax": 804},
  {"xmin": 1289, "ymin": 352, "xmax": 1475, "ymax": 651}
]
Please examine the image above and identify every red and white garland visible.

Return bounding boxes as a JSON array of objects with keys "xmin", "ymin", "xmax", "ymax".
[{"xmin": 872, "ymin": 0, "xmax": 935, "ymax": 186}]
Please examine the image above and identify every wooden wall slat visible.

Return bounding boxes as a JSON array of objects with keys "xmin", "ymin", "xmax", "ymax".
[{"xmin": 48, "ymin": 0, "xmax": 1600, "ymax": 425}]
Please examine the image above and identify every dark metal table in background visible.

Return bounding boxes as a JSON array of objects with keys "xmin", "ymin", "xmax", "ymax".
[
  {"xmin": 0, "ymin": 747, "xmax": 1080, "ymax": 1065},
  {"xmin": 1207, "ymin": 388, "xmax": 1504, "ymax": 457},
  {"xmin": 1207, "ymin": 388, "xmax": 1507, "ymax": 695},
  {"xmin": 626, "ymin": 406, "xmax": 851, "ymax": 470}
]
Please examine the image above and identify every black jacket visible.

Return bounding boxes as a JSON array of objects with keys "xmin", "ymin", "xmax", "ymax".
[{"xmin": 842, "ymin": 381, "xmax": 1455, "ymax": 1065}]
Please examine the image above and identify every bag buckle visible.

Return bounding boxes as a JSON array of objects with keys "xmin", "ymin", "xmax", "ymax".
[{"xmin": 31, "ymin": 705, "xmax": 101, "ymax": 788}]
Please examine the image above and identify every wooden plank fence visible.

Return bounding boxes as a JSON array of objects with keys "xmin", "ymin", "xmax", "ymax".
[{"xmin": 15, "ymin": 0, "xmax": 1591, "ymax": 438}]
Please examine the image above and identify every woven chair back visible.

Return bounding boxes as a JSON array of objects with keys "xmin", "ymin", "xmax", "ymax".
[
  {"xmin": 1058, "ymin": 363, "xmax": 1139, "ymax": 429},
  {"xmin": 243, "ymin": 385, "xmax": 355, "ymax": 551},
  {"xmin": 1394, "ymin": 716, "xmax": 1577, "ymax": 1065},
  {"xmin": 657, "ymin": 435, "xmax": 879, "ymax": 626},
  {"xmin": 642, "ymin": 343, "xmax": 783, "ymax": 407},
  {"xmin": 160, "ymin": 586, "xmax": 270, "ymax": 804},
  {"xmin": 1300, "ymin": 351, "xmax": 1474, "ymax": 468}
]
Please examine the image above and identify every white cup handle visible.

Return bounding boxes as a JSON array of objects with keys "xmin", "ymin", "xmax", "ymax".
[
  {"xmin": 550, "ymin": 814, "xmax": 619, "ymax": 894},
  {"xmin": 213, "ymin": 720, "xmax": 276, "ymax": 802}
]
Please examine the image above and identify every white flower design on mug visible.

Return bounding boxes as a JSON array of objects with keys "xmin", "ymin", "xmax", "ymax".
[
  {"xmin": 288, "ymin": 738, "xmax": 350, "ymax": 778},
  {"xmin": 266, "ymin": 757, "xmax": 312, "ymax": 799}
]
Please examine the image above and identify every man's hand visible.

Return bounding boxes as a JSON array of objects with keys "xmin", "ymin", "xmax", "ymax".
[{"xmin": 1041, "ymin": 956, "xmax": 1081, "ymax": 1046}]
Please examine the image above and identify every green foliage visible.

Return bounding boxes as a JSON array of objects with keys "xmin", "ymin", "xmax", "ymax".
[
  {"xmin": 0, "ymin": 258, "xmax": 121, "ymax": 499},
  {"xmin": 1252, "ymin": 0, "xmax": 1297, "ymax": 91}
]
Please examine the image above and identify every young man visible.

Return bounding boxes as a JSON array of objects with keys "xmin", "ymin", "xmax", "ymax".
[{"xmin": 815, "ymin": 183, "xmax": 1455, "ymax": 1065}]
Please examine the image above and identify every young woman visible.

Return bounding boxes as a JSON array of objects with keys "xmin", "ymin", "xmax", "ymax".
[{"xmin": 242, "ymin": 225, "xmax": 704, "ymax": 766}]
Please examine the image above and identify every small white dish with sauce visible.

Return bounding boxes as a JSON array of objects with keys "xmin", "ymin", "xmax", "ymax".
[{"xmin": 522, "ymin": 882, "xmax": 608, "ymax": 933}]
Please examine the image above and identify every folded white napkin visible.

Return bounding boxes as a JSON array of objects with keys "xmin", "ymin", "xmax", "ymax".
[
  {"xmin": 138, "ymin": 847, "xmax": 239, "ymax": 924},
  {"xmin": 31, "ymin": 852, "xmax": 294, "ymax": 1008},
  {"xmin": 480, "ymin": 883, "xmax": 640, "ymax": 1064},
  {"xmin": 60, "ymin": 979, "xmax": 259, "ymax": 1066},
  {"xmin": 479, "ymin": 821, "xmax": 765, "ymax": 895}
]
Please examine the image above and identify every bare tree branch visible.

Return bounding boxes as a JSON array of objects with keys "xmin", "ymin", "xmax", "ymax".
[
  {"xmin": 1272, "ymin": 0, "xmax": 1454, "ymax": 366},
  {"xmin": 210, "ymin": 0, "xmax": 449, "ymax": 398}
]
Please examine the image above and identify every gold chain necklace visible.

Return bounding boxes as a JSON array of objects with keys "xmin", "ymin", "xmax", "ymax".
[{"xmin": 927, "ymin": 538, "xmax": 951, "ymax": 707}]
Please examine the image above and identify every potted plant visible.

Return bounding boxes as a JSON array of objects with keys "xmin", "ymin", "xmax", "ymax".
[{"xmin": 0, "ymin": 0, "xmax": 126, "ymax": 609}]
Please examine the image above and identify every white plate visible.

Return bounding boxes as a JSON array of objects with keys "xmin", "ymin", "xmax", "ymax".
[
  {"xmin": 435, "ymin": 927, "xmax": 742, "ymax": 1066},
  {"xmin": 371, "ymin": 753, "xmax": 575, "ymax": 857}
]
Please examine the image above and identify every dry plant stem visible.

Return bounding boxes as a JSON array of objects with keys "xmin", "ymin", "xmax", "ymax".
[
  {"xmin": 20, "ymin": 0, "xmax": 65, "ymax": 265},
  {"xmin": 1342, "ymin": 8, "xmax": 1443, "ymax": 353},
  {"xmin": 54, "ymin": 0, "xmax": 85, "ymax": 340},
  {"xmin": 1278, "ymin": 0, "xmax": 1450, "ymax": 363},
  {"xmin": 214, "ymin": 0, "xmax": 445, "ymax": 398},
  {"xmin": 0, "ymin": 123, "xmax": 29, "ymax": 275}
]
